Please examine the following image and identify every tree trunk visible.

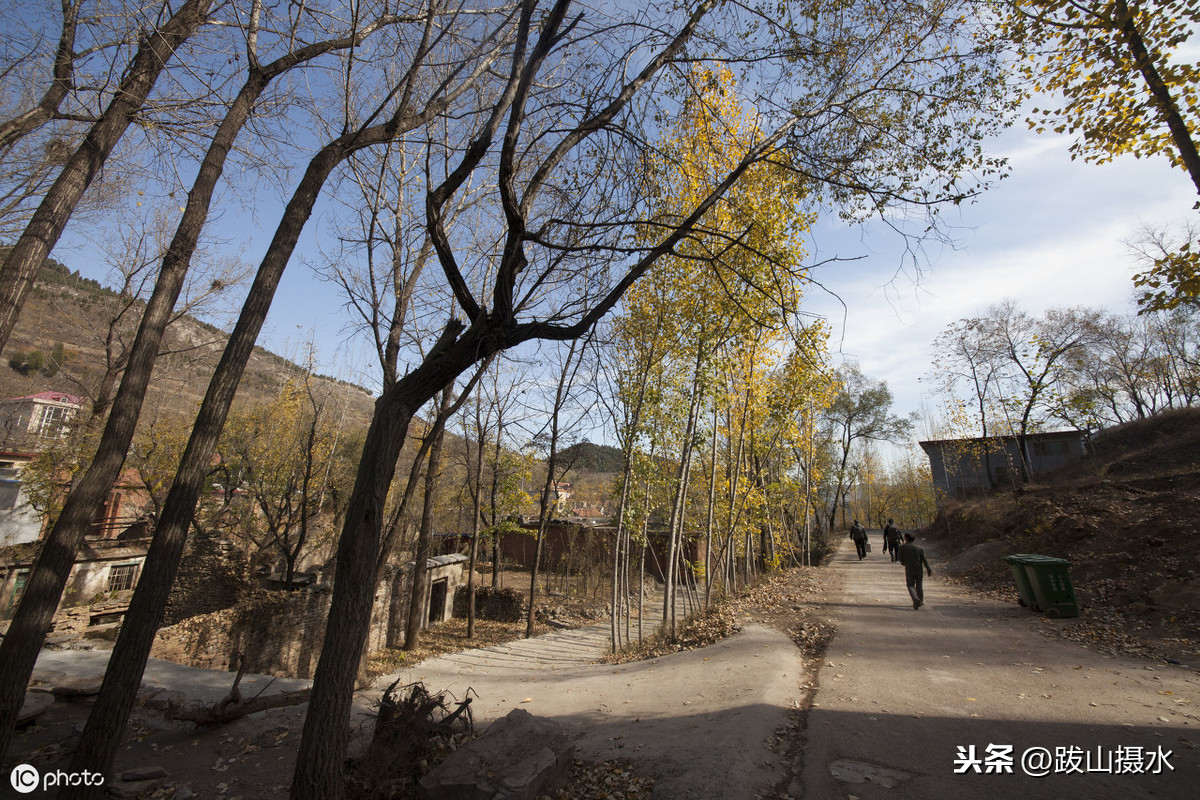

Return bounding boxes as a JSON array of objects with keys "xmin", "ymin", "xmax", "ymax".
[
  {"xmin": 466, "ymin": 394, "xmax": 486, "ymax": 638},
  {"xmin": 292, "ymin": 318, "xmax": 499, "ymax": 799},
  {"xmin": 0, "ymin": 0, "xmax": 214, "ymax": 352},
  {"xmin": 0, "ymin": 54, "xmax": 265, "ymax": 766},
  {"xmin": 526, "ymin": 340, "xmax": 581, "ymax": 639},
  {"xmin": 703, "ymin": 404, "xmax": 718, "ymax": 607},
  {"xmin": 662, "ymin": 354, "xmax": 702, "ymax": 637},
  {"xmin": 489, "ymin": 429, "xmax": 504, "ymax": 588},
  {"xmin": 1114, "ymin": 0, "xmax": 1200, "ymax": 197},
  {"xmin": 66, "ymin": 124, "xmax": 384, "ymax": 785}
]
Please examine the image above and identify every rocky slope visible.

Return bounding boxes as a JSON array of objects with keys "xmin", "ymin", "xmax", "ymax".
[{"xmin": 0, "ymin": 262, "xmax": 376, "ymax": 430}]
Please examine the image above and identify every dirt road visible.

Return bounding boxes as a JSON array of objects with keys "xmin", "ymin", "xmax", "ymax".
[
  {"xmin": 794, "ymin": 538, "xmax": 1200, "ymax": 799},
  {"xmin": 9, "ymin": 538, "xmax": 1200, "ymax": 799},
  {"xmin": 379, "ymin": 620, "xmax": 805, "ymax": 798}
]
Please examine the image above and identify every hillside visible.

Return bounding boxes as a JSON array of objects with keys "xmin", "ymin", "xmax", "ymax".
[
  {"xmin": 927, "ymin": 406, "xmax": 1200, "ymax": 668},
  {"xmin": 0, "ymin": 260, "xmax": 377, "ymax": 430},
  {"xmin": 557, "ymin": 441, "xmax": 623, "ymax": 474}
]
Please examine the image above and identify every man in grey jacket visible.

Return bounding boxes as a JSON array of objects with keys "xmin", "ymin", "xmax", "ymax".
[{"xmin": 898, "ymin": 532, "xmax": 932, "ymax": 609}]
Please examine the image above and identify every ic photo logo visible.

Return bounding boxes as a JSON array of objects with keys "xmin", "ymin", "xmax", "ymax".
[
  {"xmin": 9, "ymin": 763, "xmax": 105, "ymax": 793},
  {"xmin": 10, "ymin": 763, "xmax": 39, "ymax": 794}
]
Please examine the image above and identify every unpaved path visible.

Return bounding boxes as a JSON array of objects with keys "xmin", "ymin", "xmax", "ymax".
[
  {"xmin": 10, "ymin": 612, "xmax": 806, "ymax": 799},
  {"xmin": 795, "ymin": 538, "xmax": 1200, "ymax": 799},
  {"xmin": 377, "ymin": 621, "xmax": 804, "ymax": 798}
]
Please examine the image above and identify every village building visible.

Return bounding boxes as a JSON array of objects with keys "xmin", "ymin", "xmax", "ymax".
[
  {"xmin": 0, "ymin": 392, "xmax": 155, "ymax": 622},
  {"xmin": 919, "ymin": 430, "xmax": 1088, "ymax": 497}
]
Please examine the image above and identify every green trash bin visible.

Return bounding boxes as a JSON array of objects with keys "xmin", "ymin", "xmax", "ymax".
[
  {"xmin": 1022, "ymin": 556, "xmax": 1079, "ymax": 618},
  {"xmin": 1002, "ymin": 554, "xmax": 1040, "ymax": 609}
]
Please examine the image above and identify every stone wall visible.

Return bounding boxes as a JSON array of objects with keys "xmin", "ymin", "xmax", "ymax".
[
  {"xmin": 163, "ymin": 527, "xmax": 248, "ymax": 626},
  {"xmin": 452, "ymin": 585, "xmax": 524, "ymax": 622},
  {"xmin": 152, "ymin": 554, "xmax": 468, "ymax": 679}
]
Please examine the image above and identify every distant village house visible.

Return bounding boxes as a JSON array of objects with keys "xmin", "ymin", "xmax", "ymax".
[
  {"xmin": 0, "ymin": 392, "xmax": 154, "ymax": 621},
  {"xmin": 919, "ymin": 430, "xmax": 1087, "ymax": 497}
]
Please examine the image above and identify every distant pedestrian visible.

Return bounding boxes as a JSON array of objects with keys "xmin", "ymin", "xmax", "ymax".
[
  {"xmin": 898, "ymin": 532, "xmax": 932, "ymax": 609},
  {"xmin": 883, "ymin": 518, "xmax": 902, "ymax": 562},
  {"xmin": 849, "ymin": 519, "xmax": 868, "ymax": 560}
]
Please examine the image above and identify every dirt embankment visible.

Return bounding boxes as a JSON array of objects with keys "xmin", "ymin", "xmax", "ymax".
[{"xmin": 924, "ymin": 406, "xmax": 1200, "ymax": 668}]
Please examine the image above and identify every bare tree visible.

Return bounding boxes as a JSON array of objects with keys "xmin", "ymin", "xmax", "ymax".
[
  {"xmin": 0, "ymin": 0, "xmax": 219, "ymax": 352},
  {"xmin": 403, "ymin": 386, "xmax": 454, "ymax": 650},
  {"xmin": 931, "ymin": 317, "xmax": 1004, "ymax": 488},
  {"xmin": 523, "ymin": 336, "xmax": 592, "ymax": 638},
  {"xmin": 292, "ymin": 0, "xmax": 1014, "ymax": 790},
  {"xmin": 981, "ymin": 301, "xmax": 1101, "ymax": 478},
  {"xmin": 823, "ymin": 362, "xmax": 912, "ymax": 529},
  {"xmin": 0, "ymin": 0, "xmax": 139, "ymax": 238},
  {"xmin": 51, "ymin": 2, "xmax": 516, "ymax": 784},
  {"xmin": 0, "ymin": 0, "xmax": 446, "ymax": 765}
]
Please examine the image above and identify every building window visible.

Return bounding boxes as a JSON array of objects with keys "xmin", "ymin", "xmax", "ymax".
[
  {"xmin": 0, "ymin": 477, "xmax": 19, "ymax": 511},
  {"xmin": 35, "ymin": 404, "xmax": 72, "ymax": 438},
  {"xmin": 107, "ymin": 564, "xmax": 139, "ymax": 593}
]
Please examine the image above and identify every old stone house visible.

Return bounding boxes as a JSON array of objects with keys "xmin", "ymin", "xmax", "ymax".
[
  {"xmin": 151, "ymin": 553, "xmax": 469, "ymax": 678},
  {"xmin": 919, "ymin": 430, "xmax": 1087, "ymax": 497}
]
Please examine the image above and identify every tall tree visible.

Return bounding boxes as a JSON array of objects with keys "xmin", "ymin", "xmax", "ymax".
[
  {"xmin": 525, "ymin": 337, "xmax": 591, "ymax": 638},
  {"xmin": 0, "ymin": 0, "xmax": 218, "ymax": 352},
  {"xmin": 403, "ymin": 386, "xmax": 455, "ymax": 650},
  {"xmin": 984, "ymin": 301, "xmax": 1101, "ymax": 477},
  {"xmin": 56, "ymin": 2, "xmax": 514, "ymax": 784},
  {"xmin": 931, "ymin": 317, "xmax": 1005, "ymax": 487},
  {"xmin": 823, "ymin": 362, "xmax": 912, "ymax": 529}
]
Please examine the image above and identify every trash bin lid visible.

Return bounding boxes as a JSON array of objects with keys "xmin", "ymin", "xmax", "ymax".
[{"xmin": 1026, "ymin": 554, "xmax": 1071, "ymax": 566}]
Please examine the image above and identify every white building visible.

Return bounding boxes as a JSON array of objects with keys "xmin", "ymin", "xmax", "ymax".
[
  {"xmin": 0, "ymin": 392, "xmax": 84, "ymax": 545},
  {"xmin": 0, "ymin": 391, "xmax": 84, "ymax": 447}
]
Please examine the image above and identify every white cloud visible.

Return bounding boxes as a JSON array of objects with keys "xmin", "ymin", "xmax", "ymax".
[{"xmin": 803, "ymin": 128, "xmax": 1197, "ymax": 430}]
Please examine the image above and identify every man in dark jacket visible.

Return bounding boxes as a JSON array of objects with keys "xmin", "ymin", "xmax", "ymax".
[
  {"xmin": 883, "ymin": 518, "xmax": 902, "ymax": 562},
  {"xmin": 849, "ymin": 519, "xmax": 868, "ymax": 560},
  {"xmin": 898, "ymin": 532, "xmax": 932, "ymax": 609}
]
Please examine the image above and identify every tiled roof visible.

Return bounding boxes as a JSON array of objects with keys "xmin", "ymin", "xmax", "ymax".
[{"xmin": 3, "ymin": 391, "xmax": 86, "ymax": 406}]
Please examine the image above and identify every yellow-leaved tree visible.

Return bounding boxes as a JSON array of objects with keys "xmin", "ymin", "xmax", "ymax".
[
  {"xmin": 222, "ymin": 376, "xmax": 345, "ymax": 588},
  {"xmin": 996, "ymin": 1, "xmax": 1200, "ymax": 309},
  {"xmin": 607, "ymin": 66, "xmax": 832, "ymax": 642}
]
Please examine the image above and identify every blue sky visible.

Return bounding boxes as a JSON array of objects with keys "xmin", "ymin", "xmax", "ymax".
[
  {"xmin": 802, "ymin": 122, "xmax": 1197, "ymax": 439},
  {"xmin": 49, "ymin": 93, "xmax": 1196, "ymax": 451}
]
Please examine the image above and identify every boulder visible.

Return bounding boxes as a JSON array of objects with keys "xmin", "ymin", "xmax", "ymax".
[
  {"xmin": 418, "ymin": 708, "xmax": 573, "ymax": 800},
  {"xmin": 50, "ymin": 674, "xmax": 104, "ymax": 699},
  {"xmin": 17, "ymin": 692, "xmax": 54, "ymax": 725}
]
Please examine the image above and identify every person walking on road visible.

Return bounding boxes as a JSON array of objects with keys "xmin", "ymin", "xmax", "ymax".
[
  {"xmin": 849, "ymin": 519, "xmax": 868, "ymax": 560},
  {"xmin": 883, "ymin": 518, "xmax": 902, "ymax": 562},
  {"xmin": 898, "ymin": 532, "xmax": 932, "ymax": 609}
]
